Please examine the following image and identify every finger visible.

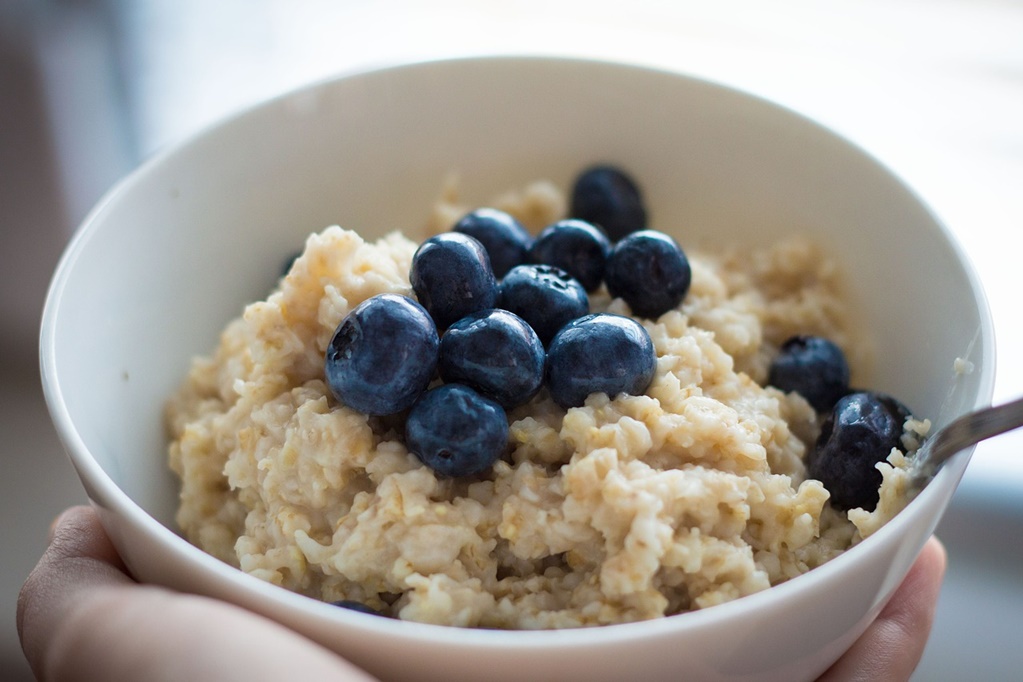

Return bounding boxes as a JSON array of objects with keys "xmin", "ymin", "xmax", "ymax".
[
  {"xmin": 18, "ymin": 505, "xmax": 135, "ymax": 674},
  {"xmin": 19, "ymin": 506, "xmax": 377, "ymax": 682},
  {"xmin": 818, "ymin": 536, "xmax": 948, "ymax": 682}
]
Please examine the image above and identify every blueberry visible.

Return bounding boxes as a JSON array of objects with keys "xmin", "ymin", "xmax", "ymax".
[
  {"xmin": 405, "ymin": 384, "xmax": 509, "ymax": 478},
  {"xmin": 498, "ymin": 264, "xmax": 589, "ymax": 347},
  {"xmin": 570, "ymin": 165, "xmax": 647, "ymax": 241},
  {"xmin": 331, "ymin": 600, "xmax": 382, "ymax": 616},
  {"xmin": 439, "ymin": 309, "xmax": 545, "ymax": 408},
  {"xmin": 604, "ymin": 230, "xmax": 691, "ymax": 319},
  {"xmin": 325, "ymin": 294, "xmax": 439, "ymax": 416},
  {"xmin": 410, "ymin": 232, "xmax": 498, "ymax": 329},
  {"xmin": 806, "ymin": 390, "xmax": 912, "ymax": 470},
  {"xmin": 768, "ymin": 336, "xmax": 850, "ymax": 413},
  {"xmin": 546, "ymin": 313, "xmax": 657, "ymax": 409},
  {"xmin": 877, "ymin": 393, "xmax": 912, "ymax": 428},
  {"xmin": 808, "ymin": 391, "xmax": 907, "ymax": 511},
  {"xmin": 527, "ymin": 219, "xmax": 611, "ymax": 293},
  {"xmin": 452, "ymin": 208, "xmax": 532, "ymax": 278}
]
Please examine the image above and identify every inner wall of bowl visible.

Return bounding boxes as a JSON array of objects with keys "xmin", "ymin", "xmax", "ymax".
[{"xmin": 50, "ymin": 56, "xmax": 991, "ymax": 530}]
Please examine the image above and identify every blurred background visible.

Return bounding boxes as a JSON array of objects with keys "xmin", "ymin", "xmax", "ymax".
[{"xmin": 2, "ymin": 0, "xmax": 1021, "ymax": 679}]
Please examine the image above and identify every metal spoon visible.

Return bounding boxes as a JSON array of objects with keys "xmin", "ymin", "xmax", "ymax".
[{"xmin": 909, "ymin": 395, "xmax": 1023, "ymax": 490}]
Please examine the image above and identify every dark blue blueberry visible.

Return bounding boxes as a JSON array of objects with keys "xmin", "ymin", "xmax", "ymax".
[
  {"xmin": 877, "ymin": 393, "xmax": 912, "ymax": 427},
  {"xmin": 439, "ymin": 309, "xmax": 545, "ymax": 408},
  {"xmin": 410, "ymin": 232, "xmax": 498, "ymax": 329},
  {"xmin": 452, "ymin": 208, "xmax": 533, "ymax": 278},
  {"xmin": 546, "ymin": 313, "xmax": 657, "ymax": 409},
  {"xmin": 498, "ymin": 264, "xmax": 589, "ymax": 347},
  {"xmin": 331, "ymin": 600, "xmax": 382, "ymax": 616},
  {"xmin": 527, "ymin": 219, "xmax": 611, "ymax": 293},
  {"xmin": 809, "ymin": 391, "xmax": 908, "ymax": 511},
  {"xmin": 325, "ymin": 294, "xmax": 439, "ymax": 416},
  {"xmin": 768, "ymin": 336, "xmax": 850, "ymax": 413},
  {"xmin": 604, "ymin": 230, "xmax": 691, "ymax": 319},
  {"xmin": 806, "ymin": 390, "xmax": 911, "ymax": 475},
  {"xmin": 405, "ymin": 384, "xmax": 509, "ymax": 478},
  {"xmin": 570, "ymin": 165, "xmax": 647, "ymax": 241}
]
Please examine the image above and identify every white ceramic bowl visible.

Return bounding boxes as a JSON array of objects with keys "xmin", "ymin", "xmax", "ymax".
[{"xmin": 40, "ymin": 56, "xmax": 994, "ymax": 682}]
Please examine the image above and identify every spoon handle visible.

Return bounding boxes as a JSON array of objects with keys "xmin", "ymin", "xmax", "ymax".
[{"xmin": 911, "ymin": 395, "xmax": 1023, "ymax": 485}]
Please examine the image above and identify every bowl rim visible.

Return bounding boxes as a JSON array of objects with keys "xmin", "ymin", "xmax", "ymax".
[{"xmin": 38, "ymin": 53, "xmax": 997, "ymax": 648}]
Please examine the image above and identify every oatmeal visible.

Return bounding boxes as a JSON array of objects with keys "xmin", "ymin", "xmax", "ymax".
[{"xmin": 167, "ymin": 179, "xmax": 918, "ymax": 628}]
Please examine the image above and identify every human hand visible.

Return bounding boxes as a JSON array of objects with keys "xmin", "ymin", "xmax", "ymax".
[
  {"xmin": 17, "ymin": 506, "xmax": 377, "ymax": 682},
  {"xmin": 18, "ymin": 506, "xmax": 946, "ymax": 682}
]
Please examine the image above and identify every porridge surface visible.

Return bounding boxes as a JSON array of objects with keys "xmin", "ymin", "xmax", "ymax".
[{"xmin": 167, "ymin": 180, "xmax": 916, "ymax": 628}]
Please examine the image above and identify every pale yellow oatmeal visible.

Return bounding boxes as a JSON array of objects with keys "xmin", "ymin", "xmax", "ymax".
[{"xmin": 167, "ymin": 180, "xmax": 917, "ymax": 628}]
